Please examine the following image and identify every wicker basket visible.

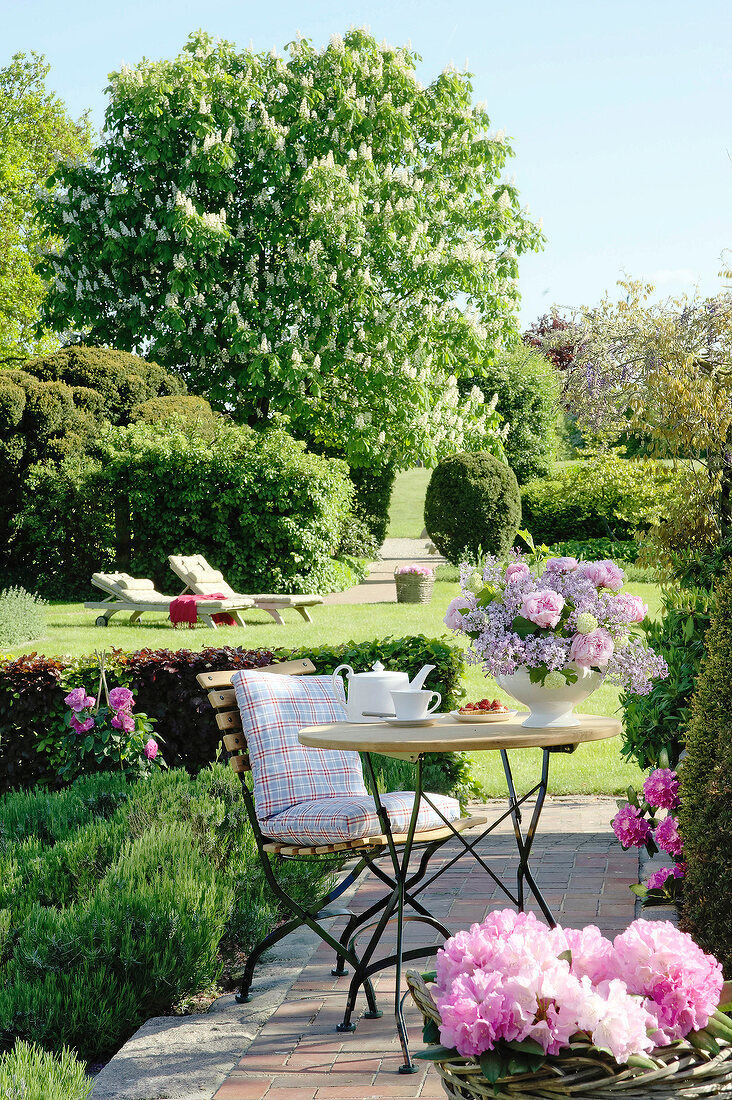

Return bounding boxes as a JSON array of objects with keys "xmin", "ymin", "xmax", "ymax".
[
  {"xmin": 406, "ymin": 971, "xmax": 732, "ymax": 1099},
  {"xmin": 394, "ymin": 567, "xmax": 435, "ymax": 604}
]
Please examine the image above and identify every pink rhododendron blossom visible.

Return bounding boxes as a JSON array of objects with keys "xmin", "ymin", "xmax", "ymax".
[
  {"xmin": 643, "ymin": 769, "xmax": 680, "ymax": 811},
  {"xmin": 64, "ymin": 687, "xmax": 95, "ymax": 712},
  {"xmin": 612, "ymin": 804, "xmax": 652, "ymax": 848},
  {"xmin": 613, "ymin": 919, "xmax": 723, "ymax": 1041},
  {"xmin": 109, "ymin": 686, "xmax": 135, "ymax": 711},
  {"xmin": 563, "ymin": 925, "xmax": 616, "ymax": 984},
  {"xmin": 111, "ymin": 710, "xmax": 135, "ymax": 733},
  {"xmin": 654, "ymin": 815, "xmax": 683, "ymax": 858},
  {"xmin": 505, "ymin": 561, "xmax": 531, "ymax": 582},
  {"xmin": 70, "ymin": 714, "xmax": 94, "ymax": 734},
  {"xmin": 569, "ymin": 628, "xmax": 615, "ymax": 668},
  {"xmin": 520, "ymin": 590, "xmax": 565, "ymax": 629},
  {"xmin": 646, "ymin": 866, "xmax": 684, "ymax": 891},
  {"xmin": 544, "ymin": 557, "xmax": 579, "ymax": 573},
  {"xmin": 144, "ymin": 738, "xmax": 159, "ymax": 760},
  {"xmin": 580, "ymin": 560, "xmax": 625, "ymax": 590},
  {"xmin": 444, "ymin": 595, "xmax": 473, "ymax": 630},
  {"xmin": 611, "ymin": 593, "xmax": 648, "ymax": 624},
  {"xmin": 579, "ymin": 979, "xmax": 656, "ymax": 1063}
]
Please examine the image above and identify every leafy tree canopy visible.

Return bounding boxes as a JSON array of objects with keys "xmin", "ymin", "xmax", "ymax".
[
  {"xmin": 0, "ymin": 52, "xmax": 91, "ymax": 362},
  {"xmin": 37, "ymin": 29, "xmax": 543, "ymax": 468}
]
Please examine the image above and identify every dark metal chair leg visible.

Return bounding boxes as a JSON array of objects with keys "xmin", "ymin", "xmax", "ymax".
[{"xmin": 237, "ymin": 916, "xmax": 303, "ymax": 1002}]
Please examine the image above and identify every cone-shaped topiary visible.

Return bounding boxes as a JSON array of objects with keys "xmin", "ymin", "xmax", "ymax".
[
  {"xmin": 424, "ymin": 451, "xmax": 521, "ymax": 564},
  {"xmin": 678, "ymin": 558, "xmax": 732, "ymax": 976}
]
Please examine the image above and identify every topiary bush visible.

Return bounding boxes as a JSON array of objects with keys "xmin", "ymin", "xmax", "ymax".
[
  {"xmin": 424, "ymin": 451, "xmax": 521, "ymax": 564},
  {"xmin": 0, "ymin": 1041, "xmax": 91, "ymax": 1100},
  {"xmin": 520, "ymin": 452, "xmax": 681, "ymax": 544},
  {"xmin": 0, "ymin": 587, "xmax": 46, "ymax": 648},
  {"xmin": 348, "ymin": 463, "xmax": 396, "ymax": 547},
  {"xmin": 461, "ymin": 345, "xmax": 560, "ymax": 483},
  {"xmin": 678, "ymin": 560, "xmax": 732, "ymax": 976}
]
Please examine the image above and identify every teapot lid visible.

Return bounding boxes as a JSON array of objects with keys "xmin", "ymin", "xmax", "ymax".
[{"xmin": 352, "ymin": 660, "xmax": 405, "ymax": 680}]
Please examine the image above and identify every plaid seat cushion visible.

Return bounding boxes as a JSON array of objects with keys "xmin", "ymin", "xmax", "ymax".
[
  {"xmin": 232, "ymin": 671, "xmax": 368, "ymax": 822},
  {"xmin": 262, "ymin": 792, "xmax": 461, "ymax": 845}
]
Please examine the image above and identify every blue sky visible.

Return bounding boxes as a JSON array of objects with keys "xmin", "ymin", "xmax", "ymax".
[{"xmin": 4, "ymin": 0, "xmax": 731, "ymax": 324}]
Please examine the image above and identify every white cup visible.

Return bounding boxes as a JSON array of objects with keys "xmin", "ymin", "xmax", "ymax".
[{"xmin": 390, "ymin": 689, "xmax": 442, "ymax": 720}]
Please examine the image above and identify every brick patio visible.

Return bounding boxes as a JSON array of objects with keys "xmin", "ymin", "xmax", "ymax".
[{"xmin": 212, "ymin": 797, "xmax": 638, "ymax": 1100}]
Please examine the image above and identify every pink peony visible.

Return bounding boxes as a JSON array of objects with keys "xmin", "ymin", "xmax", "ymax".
[
  {"xmin": 111, "ymin": 710, "xmax": 135, "ymax": 733},
  {"xmin": 144, "ymin": 738, "xmax": 159, "ymax": 760},
  {"xmin": 612, "ymin": 804, "xmax": 652, "ymax": 848},
  {"xmin": 109, "ymin": 686, "xmax": 135, "ymax": 711},
  {"xmin": 444, "ymin": 595, "xmax": 473, "ymax": 630},
  {"xmin": 70, "ymin": 713, "xmax": 94, "ymax": 734},
  {"xmin": 642, "ymin": 769, "xmax": 679, "ymax": 811},
  {"xmin": 580, "ymin": 560, "xmax": 625, "ymax": 591},
  {"xmin": 613, "ymin": 919, "xmax": 723, "ymax": 1041},
  {"xmin": 520, "ymin": 590, "xmax": 565, "ymax": 629},
  {"xmin": 610, "ymin": 593, "xmax": 648, "ymax": 624},
  {"xmin": 654, "ymin": 815, "xmax": 683, "ymax": 858},
  {"xmin": 505, "ymin": 561, "xmax": 531, "ymax": 582},
  {"xmin": 569, "ymin": 628, "xmax": 614, "ymax": 668},
  {"xmin": 544, "ymin": 556, "xmax": 579, "ymax": 573},
  {"xmin": 64, "ymin": 687, "xmax": 95, "ymax": 713}
]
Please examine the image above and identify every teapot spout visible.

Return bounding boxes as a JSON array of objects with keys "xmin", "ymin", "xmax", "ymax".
[{"xmin": 408, "ymin": 664, "xmax": 435, "ymax": 691}]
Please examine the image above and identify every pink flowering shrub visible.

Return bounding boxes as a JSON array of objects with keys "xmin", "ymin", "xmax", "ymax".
[
  {"xmin": 395, "ymin": 564, "xmax": 435, "ymax": 577},
  {"xmin": 444, "ymin": 552, "xmax": 667, "ymax": 692},
  {"xmin": 611, "ymin": 767, "xmax": 685, "ymax": 904},
  {"xmin": 59, "ymin": 674, "xmax": 162, "ymax": 781},
  {"xmin": 430, "ymin": 909, "xmax": 727, "ymax": 1071}
]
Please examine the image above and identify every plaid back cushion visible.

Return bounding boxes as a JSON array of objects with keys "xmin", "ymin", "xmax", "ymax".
[{"xmin": 232, "ymin": 671, "xmax": 368, "ymax": 821}]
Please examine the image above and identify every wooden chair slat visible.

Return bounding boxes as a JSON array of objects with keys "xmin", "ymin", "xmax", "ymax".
[
  {"xmin": 210, "ymin": 688, "xmax": 236, "ymax": 709},
  {"xmin": 229, "ymin": 754, "xmax": 251, "ymax": 773},
  {"xmin": 196, "ymin": 658, "xmax": 316, "ymax": 691},
  {"xmin": 223, "ymin": 732, "xmax": 247, "ymax": 751},
  {"xmin": 216, "ymin": 711, "xmax": 242, "ymax": 731}
]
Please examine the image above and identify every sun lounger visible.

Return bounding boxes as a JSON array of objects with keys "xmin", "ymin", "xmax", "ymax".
[
  {"xmin": 85, "ymin": 572, "xmax": 254, "ymax": 629},
  {"xmin": 168, "ymin": 554, "xmax": 323, "ymax": 625}
]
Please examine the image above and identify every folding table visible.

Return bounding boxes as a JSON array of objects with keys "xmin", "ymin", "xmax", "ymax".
[{"xmin": 298, "ymin": 713, "xmax": 621, "ymax": 1071}]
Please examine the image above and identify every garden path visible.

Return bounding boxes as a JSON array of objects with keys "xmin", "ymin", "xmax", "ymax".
[
  {"xmin": 211, "ymin": 796, "xmax": 638, "ymax": 1100},
  {"xmin": 323, "ymin": 539, "xmax": 444, "ymax": 606}
]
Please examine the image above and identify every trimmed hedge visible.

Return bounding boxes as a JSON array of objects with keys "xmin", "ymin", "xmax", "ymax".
[
  {"xmin": 679, "ymin": 561, "xmax": 732, "ymax": 976},
  {"xmin": 349, "ymin": 464, "xmax": 396, "ymax": 547},
  {"xmin": 0, "ymin": 637, "xmax": 472, "ymax": 800},
  {"xmin": 520, "ymin": 453, "xmax": 680, "ymax": 544},
  {"xmin": 425, "ymin": 450, "xmax": 521, "ymax": 564}
]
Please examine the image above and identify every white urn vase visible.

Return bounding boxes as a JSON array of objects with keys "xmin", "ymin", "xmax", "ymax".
[{"xmin": 494, "ymin": 664, "xmax": 602, "ymax": 728}]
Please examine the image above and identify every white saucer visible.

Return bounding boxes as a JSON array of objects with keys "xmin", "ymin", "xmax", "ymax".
[
  {"xmin": 449, "ymin": 709, "xmax": 517, "ymax": 723},
  {"xmin": 382, "ymin": 715, "xmax": 442, "ymax": 727}
]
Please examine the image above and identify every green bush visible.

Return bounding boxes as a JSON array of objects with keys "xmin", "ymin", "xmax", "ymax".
[
  {"xmin": 0, "ymin": 346, "xmax": 183, "ymax": 584},
  {"xmin": 520, "ymin": 453, "xmax": 680, "ymax": 544},
  {"xmin": 0, "ymin": 1041, "xmax": 91, "ymax": 1100},
  {"xmin": 0, "ymin": 588, "xmax": 45, "ymax": 648},
  {"xmin": 545, "ymin": 538, "xmax": 640, "ymax": 564},
  {"xmin": 348, "ymin": 464, "xmax": 397, "ymax": 547},
  {"xmin": 424, "ymin": 450, "xmax": 521, "ymax": 564},
  {"xmin": 462, "ymin": 345, "xmax": 560, "ymax": 483},
  {"xmin": 679, "ymin": 562, "xmax": 732, "ymax": 976},
  {"xmin": 337, "ymin": 513, "xmax": 380, "ymax": 559}
]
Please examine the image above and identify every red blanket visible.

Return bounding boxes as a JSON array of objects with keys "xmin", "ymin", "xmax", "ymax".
[{"xmin": 169, "ymin": 593, "xmax": 236, "ymax": 627}]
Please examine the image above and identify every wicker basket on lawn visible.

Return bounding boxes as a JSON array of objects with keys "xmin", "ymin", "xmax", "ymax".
[
  {"xmin": 406, "ymin": 971, "xmax": 732, "ymax": 1099},
  {"xmin": 394, "ymin": 566, "xmax": 435, "ymax": 604}
]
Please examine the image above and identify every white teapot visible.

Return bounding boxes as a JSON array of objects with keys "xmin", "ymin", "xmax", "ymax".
[{"xmin": 332, "ymin": 660, "xmax": 435, "ymax": 723}]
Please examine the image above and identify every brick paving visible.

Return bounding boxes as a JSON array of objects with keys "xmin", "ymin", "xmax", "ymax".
[{"xmin": 212, "ymin": 797, "xmax": 638, "ymax": 1100}]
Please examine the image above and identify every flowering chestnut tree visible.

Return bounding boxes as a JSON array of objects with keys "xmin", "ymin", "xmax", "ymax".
[{"xmin": 36, "ymin": 29, "xmax": 542, "ymax": 467}]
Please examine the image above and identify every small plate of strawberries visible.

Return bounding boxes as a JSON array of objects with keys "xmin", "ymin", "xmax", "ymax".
[{"xmin": 450, "ymin": 699, "xmax": 516, "ymax": 723}]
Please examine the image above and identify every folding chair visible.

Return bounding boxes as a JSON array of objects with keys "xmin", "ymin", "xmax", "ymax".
[{"xmin": 197, "ymin": 660, "xmax": 486, "ymax": 1058}]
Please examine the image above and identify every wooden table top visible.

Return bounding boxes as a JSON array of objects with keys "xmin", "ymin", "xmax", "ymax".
[{"xmin": 298, "ymin": 714, "xmax": 621, "ymax": 755}]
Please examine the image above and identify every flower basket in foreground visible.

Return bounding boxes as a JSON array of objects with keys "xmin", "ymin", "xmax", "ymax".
[
  {"xmin": 406, "ymin": 910, "xmax": 732, "ymax": 1100},
  {"xmin": 395, "ymin": 564, "xmax": 435, "ymax": 604},
  {"xmin": 407, "ymin": 971, "xmax": 732, "ymax": 1098}
]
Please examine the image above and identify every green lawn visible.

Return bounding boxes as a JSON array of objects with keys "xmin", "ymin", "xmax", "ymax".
[
  {"xmin": 9, "ymin": 577, "xmax": 659, "ymax": 799},
  {"xmin": 388, "ymin": 467, "xmax": 433, "ymax": 536}
]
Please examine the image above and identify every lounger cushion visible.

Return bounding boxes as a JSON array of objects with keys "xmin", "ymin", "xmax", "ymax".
[
  {"xmin": 263, "ymin": 792, "xmax": 461, "ymax": 845},
  {"xmin": 94, "ymin": 572, "xmax": 157, "ymax": 593},
  {"xmin": 232, "ymin": 671, "xmax": 368, "ymax": 822}
]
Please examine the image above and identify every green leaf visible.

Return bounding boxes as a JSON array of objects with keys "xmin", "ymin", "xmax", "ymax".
[
  {"xmin": 420, "ymin": 970, "xmax": 437, "ymax": 983},
  {"xmin": 626, "ymin": 1054, "xmax": 659, "ymax": 1071},
  {"xmin": 422, "ymin": 1017, "xmax": 441, "ymax": 1045},
  {"xmin": 413, "ymin": 1045, "xmax": 460, "ymax": 1062},
  {"xmin": 478, "ymin": 1050, "xmax": 503, "ymax": 1083},
  {"xmin": 511, "ymin": 615, "xmax": 539, "ymax": 640}
]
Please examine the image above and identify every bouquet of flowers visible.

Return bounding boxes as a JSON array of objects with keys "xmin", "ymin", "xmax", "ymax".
[
  {"xmin": 613, "ymin": 766, "xmax": 685, "ymax": 904},
  {"xmin": 444, "ymin": 550, "xmax": 667, "ymax": 694},
  {"xmin": 408, "ymin": 910, "xmax": 732, "ymax": 1097},
  {"xmin": 395, "ymin": 564, "xmax": 435, "ymax": 576}
]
